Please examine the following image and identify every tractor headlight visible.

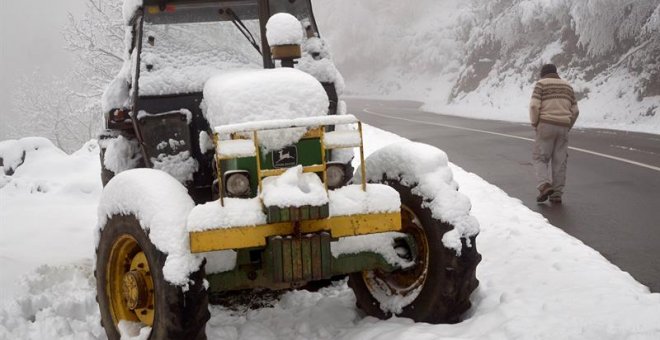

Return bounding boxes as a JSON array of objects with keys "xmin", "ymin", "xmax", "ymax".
[
  {"xmin": 224, "ymin": 171, "xmax": 251, "ymax": 197},
  {"xmin": 326, "ymin": 163, "xmax": 346, "ymax": 189}
]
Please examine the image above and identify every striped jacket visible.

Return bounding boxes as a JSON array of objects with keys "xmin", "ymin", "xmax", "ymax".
[{"xmin": 529, "ymin": 74, "xmax": 579, "ymax": 128}]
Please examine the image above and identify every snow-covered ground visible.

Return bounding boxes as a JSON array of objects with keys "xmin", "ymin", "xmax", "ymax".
[{"xmin": 1, "ymin": 128, "xmax": 659, "ymax": 339}]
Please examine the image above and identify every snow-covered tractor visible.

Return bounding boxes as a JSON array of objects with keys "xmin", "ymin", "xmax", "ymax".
[{"xmin": 96, "ymin": 1, "xmax": 481, "ymax": 338}]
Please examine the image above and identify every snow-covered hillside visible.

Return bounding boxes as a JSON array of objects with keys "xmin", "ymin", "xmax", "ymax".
[
  {"xmin": 1, "ymin": 130, "xmax": 659, "ymax": 339},
  {"xmin": 313, "ymin": 0, "xmax": 660, "ymax": 133}
]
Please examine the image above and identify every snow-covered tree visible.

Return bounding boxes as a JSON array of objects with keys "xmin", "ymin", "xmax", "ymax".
[
  {"xmin": 452, "ymin": 0, "xmax": 660, "ymax": 99},
  {"xmin": 9, "ymin": 0, "xmax": 124, "ymax": 152},
  {"xmin": 63, "ymin": 0, "xmax": 124, "ymax": 99},
  {"xmin": 11, "ymin": 73, "xmax": 101, "ymax": 152}
]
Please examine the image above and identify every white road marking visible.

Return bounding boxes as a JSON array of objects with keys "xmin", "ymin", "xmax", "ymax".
[{"xmin": 362, "ymin": 108, "xmax": 660, "ymax": 173}]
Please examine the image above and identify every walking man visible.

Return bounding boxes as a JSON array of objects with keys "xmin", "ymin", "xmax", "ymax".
[{"xmin": 530, "ymin": 64, "xmax": 579, "ymax": 203}]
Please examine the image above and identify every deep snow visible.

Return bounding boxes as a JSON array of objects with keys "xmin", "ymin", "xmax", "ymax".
[{"xmin": 1, "ymin": 128, "xmax": 660, "ymax": 339}]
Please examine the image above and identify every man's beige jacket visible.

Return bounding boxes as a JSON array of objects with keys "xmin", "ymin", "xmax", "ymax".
[{"xmin": 530, "ymin": 74, "xmax": 579, "ymax": 128}]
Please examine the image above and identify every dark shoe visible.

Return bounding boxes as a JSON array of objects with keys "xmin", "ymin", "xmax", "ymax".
[
  {"xmin": 549, "ymin": 196, "xmax": 562, "ymax": 204},
  {"xmin": 536, "ymin": 183, "xmax": 554, "ymax": 203}
]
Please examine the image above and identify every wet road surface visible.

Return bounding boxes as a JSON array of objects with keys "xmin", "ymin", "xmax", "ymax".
[{"xmin": 348, "ymin": 98, "xmax": 660, "ymax": 292}]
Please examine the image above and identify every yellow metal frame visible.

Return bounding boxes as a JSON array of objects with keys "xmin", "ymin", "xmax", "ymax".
[
  {"xmin": 212, "ymin": 119, "xmax": 368, "ymax": 206},
  {"xmin": 197, "ymin": 118, "xmax": 395, "ymax": 255},
  {"xmin": 260, "ymin": 164, "xmax": 325, "ymax": 178},
  {"xmin": 190, "ymin": 212, "xmax": 401, "ymax": 253}
]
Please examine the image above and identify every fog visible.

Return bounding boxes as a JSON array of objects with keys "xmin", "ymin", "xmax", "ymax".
[{"xmin": 0, "ymin": 0, "xmax": 84, "ymax": 138}]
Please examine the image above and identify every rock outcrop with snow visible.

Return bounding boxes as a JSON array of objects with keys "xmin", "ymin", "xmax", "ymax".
[{"xmin": 313, "ymin": 0, "xmax": 660, "ymax": 133}]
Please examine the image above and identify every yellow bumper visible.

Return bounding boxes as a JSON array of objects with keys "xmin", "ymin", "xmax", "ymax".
[{"xmin": 189, "ymin": 212, "xmax": 401, "ymax": 253}]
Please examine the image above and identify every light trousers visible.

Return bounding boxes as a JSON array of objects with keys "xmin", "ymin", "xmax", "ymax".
[{"xmin": 533, "ymin": 123, "xmax": 570, "ymax": 196}]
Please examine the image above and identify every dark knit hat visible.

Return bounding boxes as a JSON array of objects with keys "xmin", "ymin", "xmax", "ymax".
[{"xmin": 540, "ymin": 64, "xmax": 558, "ymax": 77}]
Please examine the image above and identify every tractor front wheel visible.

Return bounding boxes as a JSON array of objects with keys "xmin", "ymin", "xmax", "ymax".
[
  {"xmin": 348, "ymin": 180, "xmax": 480, "ymax": 324},
  {"xmin": 96, "ymin": 214, "xmax": 209, "ymax": 339}
]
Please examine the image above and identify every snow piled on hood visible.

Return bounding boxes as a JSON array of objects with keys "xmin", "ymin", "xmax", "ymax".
[{"xmin": 202, "ymin": 68, "xmax": 329, "ymax": 152}]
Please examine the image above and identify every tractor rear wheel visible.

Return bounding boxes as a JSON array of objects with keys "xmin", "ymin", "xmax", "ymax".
[
  {"xmin": 348, "ymin": 180, "xmax": 480, "ymax": 323},
  {"xmin": 96, "ymin": 214, "xmax": 209, "ymax": 339}
]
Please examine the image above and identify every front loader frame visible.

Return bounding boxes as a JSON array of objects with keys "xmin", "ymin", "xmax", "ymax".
[{"xmin": 189, "ymin": 115, "xmax": 412, "ymax": 293}]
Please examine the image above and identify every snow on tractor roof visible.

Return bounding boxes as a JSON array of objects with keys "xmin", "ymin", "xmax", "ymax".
[{"xmin": 202, "ymin": 68, "xmax": 329, "ymax": 151}]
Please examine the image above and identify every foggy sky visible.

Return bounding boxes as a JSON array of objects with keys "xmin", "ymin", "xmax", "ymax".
[{"xmin": 0, "ymin": 0, "xmax": 84, "ymax": 139}]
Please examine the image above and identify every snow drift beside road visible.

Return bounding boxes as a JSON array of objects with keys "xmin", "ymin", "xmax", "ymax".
[{"xmin": 1, "ymin": 131, "xmax": 659, "ymax": 339}]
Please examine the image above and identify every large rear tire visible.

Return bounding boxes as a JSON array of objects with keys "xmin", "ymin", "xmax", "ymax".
[
  {"xmin": 96, "ymin": 214, "xmax": 209, "ymax": 339},
  {"xmin": 348, "ymin": 180, "xmax": 480, "ymax": 323}
]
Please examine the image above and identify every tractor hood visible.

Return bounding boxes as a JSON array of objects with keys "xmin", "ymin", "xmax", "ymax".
[{"xmin": 201, "ymin": 68, "xmax": 329, "ymax": 151}]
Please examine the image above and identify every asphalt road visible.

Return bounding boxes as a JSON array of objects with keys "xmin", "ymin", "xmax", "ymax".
[{"xmin": 347, "ymin": 98, "xmax": 660, "ymax": 292}]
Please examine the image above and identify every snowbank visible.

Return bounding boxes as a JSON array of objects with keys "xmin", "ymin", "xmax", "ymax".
[
  {"xmin": 2, "ymin": 128, "xmax": 660, "ymax": 339},
  {"xmin": 0, "ymin": 140, "xmax": 25, "ymax": 176},
  {"xmin": 0, "ymin": 138, "xmax": 101, "ymax": 302},
  {"xmin": 0, "ymin": 262, "xmax": 103, "ymax": 339},
  {"xmin": 0, "ymin": 138, "xmax": 64, "ymax": 176},
  {"xmin": 202, "ymin": 68, "xmax": 329, "ymax": 152}
]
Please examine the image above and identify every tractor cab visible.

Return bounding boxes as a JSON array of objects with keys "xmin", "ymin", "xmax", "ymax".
[{"xmin": 104, "ymin": 0, "xmax": 337, "ymax": 201}]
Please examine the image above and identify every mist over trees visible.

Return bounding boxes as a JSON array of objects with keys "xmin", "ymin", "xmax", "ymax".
[
  {"xmin": 9, "ymin": 0, "xmax": 124, "ymax": 152},
  {"xmin": 453, "ymin": 0, "xmax": 660, "ymax": 100}
]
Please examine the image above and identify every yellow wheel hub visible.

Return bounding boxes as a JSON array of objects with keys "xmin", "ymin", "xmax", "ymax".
[
  {"xmin": 363, "ymin": 204, "xmax": 430, "ymax": 298},
  {"xmin": 107, "ymin": 235, "xmax": 155, "ymax": 327}
]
